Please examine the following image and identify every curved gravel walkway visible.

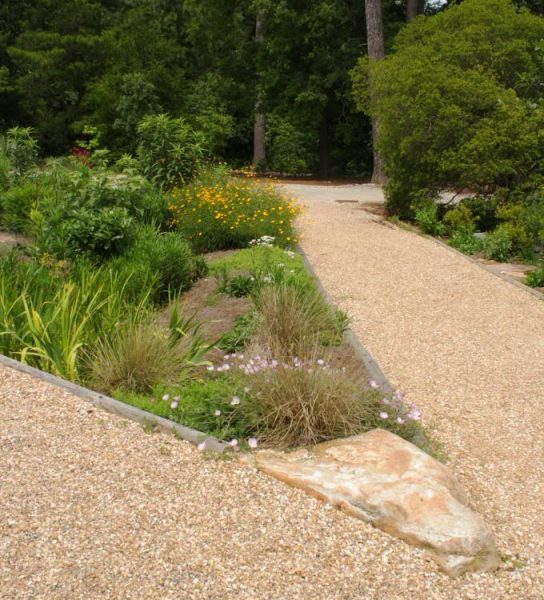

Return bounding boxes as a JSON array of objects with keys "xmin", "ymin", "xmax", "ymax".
[{"xmin": 1, "ymin": 183, "xmax": 542, "ymax": 598}]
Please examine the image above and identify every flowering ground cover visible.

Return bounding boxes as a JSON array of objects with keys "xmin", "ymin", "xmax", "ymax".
[{"xmin": 114, "ymin": 244, "xmax": 437, "ymax": 455}]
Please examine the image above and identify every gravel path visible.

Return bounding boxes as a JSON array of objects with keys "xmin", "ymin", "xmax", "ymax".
[
  {"xmin": 286, "ymin": 182, "xmax": 544, "ymax": 598},
  {"xmin": 1, "ymin": 183, "xmax": 542, "ymax": 598}
]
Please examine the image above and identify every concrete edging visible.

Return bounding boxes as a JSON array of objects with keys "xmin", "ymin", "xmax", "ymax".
[
  {"xmin": 0, "ymin": 353, "xmax": 231, "ymax": 454},
  {"xmin": 295, "ymin": 243, "xmax": 394, "ymax": 394}
]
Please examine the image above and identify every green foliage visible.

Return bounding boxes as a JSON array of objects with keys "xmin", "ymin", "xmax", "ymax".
[
  {"xmin": 266, "ymin": 115, "xmax": 312, "ymax": 174},
  {"xmin": 218, "ymin": 312, "xmax": 258, "ymax": 353},
  {"xmin": 111, "ymin": 227, "xmax": 205, "ymax": 305},
  {"xmin": 0, "ymin": 254, "xmax": 153, "ymax": 380},
  {"xmin": 136, "ymin": 114, "xmax": 207, "ymax": 190},
  {"xmin": 414, "ymin": 201, "xmax": 445, "ymax": 236},
  {"xmin": 483, "ymin": 226, "xmax": 513, "ymax": 262},
  {"xmin": 0, "ymin": 182, "xmax": 39, "ymax": 233},
  {"xmin": 2, "ymin": 127, "xmax": 38, "ymax": 176},
  {"xmin": 496, "ymin": 192, "xmax": 544, "ymax": 260},
  {"xmin": 170, "ymin": 168, "xmax": 300, "ymax": 252},
  {"xmin": 353, "ymin": 0, "xmax": 544, "ymax": 217},
  {"xmin": 448, "ymin": 230, "xmax": 484, "ymax": 255},
  {"xmin": 46, "ymin": 206, "xmax": 134, "ymax": 261},
  {"xmin": 88, "ymin": 318, "xmax": 210, "ymax": 395},
  {"xmin": 443, "ymin": 204, "xmax": 476, "ymax": 234},
  {"xmin": 526, "ymin": 263, "xmax": 544, "ymax": 287}
]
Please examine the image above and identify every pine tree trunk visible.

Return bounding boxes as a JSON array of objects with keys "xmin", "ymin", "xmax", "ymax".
[
  {"xmin": 406, "ymin": 0, "xmax": 425, "ymax": 21},
  {"xmin": 364, "ymin": 0, "xmax": 386, "ymax": 184},
  {"xmin": 253, "ymin": 13, "xmax": 266, "ymax": 168}
]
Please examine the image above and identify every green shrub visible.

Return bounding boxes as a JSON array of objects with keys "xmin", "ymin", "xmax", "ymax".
[
  {"xmin": 526, "ymin": 263, "xmax": 544, "ymax": 288},
  {"xmin": 496, "ymin": 193, "xmax": 544, "ymax": 260},
  {"xmin": 2, "ymin": 127, "xmax": 38, "ymax": 177},
  {"xmin": 112, "ymin": 227, "xmax": 206, "ymax": 304},
  {"xmin": 136, "ymin": 114, "xmax": 207, "ymax": 190},
  {"xmin": 40, "ymin": 206, "xmax": 134, "ymax": 261},
  {"xmin": 352, "ymin": 0, "xmax": 544, "ymax": 217},
  {"xmin": 463, "ymin": 196, "xmax": 500, "ymax": 232},
  {"xmin": 443, "ymin": 204, "xmax": 476, "ymax": 234},
  {"xmin": 449, "ymin": 230, "xmax": 484, "ymax": 255},
  {"xmin": 266, "ymin": 115, "xmax": 313, "ymax": 174},
  {"xmin": 169, "ymin": 168, "xmax": 300, "ymax": 252},
  {"xmin": 483, "ymin": 226, "xmax": 513, "ymax": 262},
  {"xmin": 414, "ymin": 201, "xmax": 445, "ymax": 236},
  {"xmin": 0, "ymin": 182, "xmax": 40, "ymax": 233}
]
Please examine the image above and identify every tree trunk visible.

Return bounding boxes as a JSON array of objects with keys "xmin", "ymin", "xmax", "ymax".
[
  {"xmin": 406, "ymin": 0, "xmax": 425, "ymax": 21},
  {"xmin": 253, "ymin": 12, "xmax": 266, "ymax": 168},
  {"xmin": 319, "ymin": 109, "xmax": 330, "ymax": 179},
  {"xmin": 364, "ymin": 0, "xmax": 386, "ymax": 184}
]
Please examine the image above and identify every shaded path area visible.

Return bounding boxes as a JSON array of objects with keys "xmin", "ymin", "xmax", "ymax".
[{"xmin": 0, "ymin": 183, "xmax": 542, "ymax": 599}]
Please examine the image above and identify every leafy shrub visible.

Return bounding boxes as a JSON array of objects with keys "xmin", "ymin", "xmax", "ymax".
[
  {"xmin": 136, "ymin": 114, "xmax": 207, "ymax": 190},
  {"xmin": 0, "ymin": 154, "xmax": 11, "ymax": 191},
  {"xmin": 483, "ymin": 226, "xmax": 513, "ymax": 262},
  {"xmin": 496, "ymin": 193, "xmax": 544, "ymax": 260},
  {"xmin": 414, "ymin": 201, "xmax": 445, "ymax": 236},
  {"xmin": 266, "ymin": 115, "xmax": 313, "ymax": 174},
  {"xmin": 169, "ymin": 168, "xmax": 300, "ymax": 252},
  {"xmin": 2, "ymin": 127, "xmax": 38, "ymax": 177},
  {"xmin": 449, "ymin": 230, "xmax": 484, "ymax": 255},
  {"xmin": 52, "ymin": 207, "xmax": 134, "ymax": 260},
  {"xmin": 443, "ymin": 204, "xmax": 476, "ymax": 234},
  {"xmin": 462, "ymin": 196, "xmax": 500, "ymax": 232},
  {"xmin": 0, "ymin": 182, "xmax": 40, "ymax": 233},
  {"xmin": 352, "ymin": 0, "xmax": 544, "ymax": 217},
  {"xmin": 526, "ymin": 263, "xmax": 544, "ymax": 288},
  {"xmin": 218, "ymin": 312, "xmax": 257, "ymax": 353},
  {"xmin": 112, "ymin": 227, "xmax": 206, "ymax": 303}
]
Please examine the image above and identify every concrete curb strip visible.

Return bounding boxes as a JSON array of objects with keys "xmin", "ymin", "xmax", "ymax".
[
  {"xmin": 296, "ymin": 243, "xmax": 394, "ymax": 393},
  {"xmin": 0, "ymin": 353, "xmax": 231, "ymax": 454}
]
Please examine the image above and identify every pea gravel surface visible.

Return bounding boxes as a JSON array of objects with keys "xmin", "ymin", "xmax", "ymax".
[{"xmin": 1, "ymin": 184, "xmax": 543, "ymax": 599}]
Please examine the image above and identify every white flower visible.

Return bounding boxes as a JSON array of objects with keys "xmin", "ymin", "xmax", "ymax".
[
  {"xmin": 230, "ymin": 439, "xmax": 239, "ymax": 447},
  {"xmin": 396, "ymin": 417, "xmax": 405, "ymax": 425},
  {"xmin": 317, "ymin": 359, "xmax": 325, "ymax": 366},
  {"xmin": 284, "ymin": 250, "xmax": 295, "ymax": 258},
  {"xmin": 248, "ymin": 438, "xmax": 258, "ymax": 449},
  {"xmin": 369, "ymin": 380, "xmax": 379, "ymax": 389},
  {"xmin": 379, "ymin": 412, "xmax": 389, "ymax": 419},
  {"xmin": 231, "ymin": 396, "xmax": 241, "ymax": 406},
  {"xmin": 207, "ymin": 366, "xmax": 215, "ymax": 372},
  {"xmin": 170, "ymin": 400, "xmax": 178, "ymax": 409},
  {"xmin": 162, "ymin": 393, "xmax": 170, "ymax": 401},
  {"xmin": 214, "ymin": 410, "xmax": 221, "ymax": 417},
  {"xmin": 197, "ymin": 441, "xmax": 206, "ymax": 451}
]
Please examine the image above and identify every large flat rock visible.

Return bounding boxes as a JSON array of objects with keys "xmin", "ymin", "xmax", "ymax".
[{"xmin": 253, "ymin": 430, "xmax": 500, "ymax": 577}]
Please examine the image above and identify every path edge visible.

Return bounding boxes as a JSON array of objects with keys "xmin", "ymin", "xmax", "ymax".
[
  {"xmin": 0, "ymin": 353, "xmax": 231, "ymax": 454},
  {"xmin": 296, "ymin": 243, "xmax": 394, "ymax": 393}
]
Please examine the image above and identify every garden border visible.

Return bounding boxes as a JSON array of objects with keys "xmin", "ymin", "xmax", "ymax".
[
  {"xmin": 295, "ymin": 243, "xmax": 394, "ymax": 393},
  {"xmin": 423, "ymin": 235, "xmax": 544, "ymax": 303},
  {"xmin": 0, "ymin": 353, "xmax": 231, "ymax": 454}
]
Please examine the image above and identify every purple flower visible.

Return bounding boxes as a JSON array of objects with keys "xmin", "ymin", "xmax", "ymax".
[{"xmin": 396, "ymin": 417, "xmax": 405, "ymax": 425}]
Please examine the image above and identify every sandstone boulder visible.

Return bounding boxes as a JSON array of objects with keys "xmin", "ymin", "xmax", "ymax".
[{"xmin": 253, "ymin": 429, "xmax": 499, "ymax": 577}]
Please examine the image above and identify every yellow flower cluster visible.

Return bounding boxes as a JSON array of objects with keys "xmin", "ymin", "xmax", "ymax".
[{"xmin": 168, "ymin": 178, "xmax": 300, "ymax": 246}]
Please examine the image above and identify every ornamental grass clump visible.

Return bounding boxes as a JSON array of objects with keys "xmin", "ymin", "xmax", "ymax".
[
  {"xmin": 169, "ymin": 167, "xmax": 300, "ymax": 252},
  {"xmin": 252, "ymin": 282, "xmax": 344, "ymax": 359},
  {"xmin": 208, "ymin": 348, "xmax": 427, "ymax": 449}
]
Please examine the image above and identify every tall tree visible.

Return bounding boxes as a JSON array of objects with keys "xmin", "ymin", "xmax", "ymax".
[
  {"xmin": 364, "ymin": 0, "xmax": 386, "ymax": 183},
  {"xmin": 253, "ymin": 10, "xmax": 266, "ymax": 168},
  {"xmin": 406, "ymin": 0, "xmax": 425, "ymax": 21}
]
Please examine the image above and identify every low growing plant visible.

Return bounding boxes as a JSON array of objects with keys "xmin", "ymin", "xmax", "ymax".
[{"xmin": 169, "ymin": 168, "xmax": 300, "ymax": 252}]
